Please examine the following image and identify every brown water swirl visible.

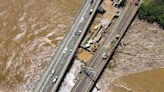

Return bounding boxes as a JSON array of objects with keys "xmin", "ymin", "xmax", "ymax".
[{"xmin": 0, "ymin": 0, "xmax": 83, "ymax": 91}]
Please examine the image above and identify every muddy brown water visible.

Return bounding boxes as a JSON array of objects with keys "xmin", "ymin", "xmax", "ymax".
[
  {"xmin": 0, "ymin": 0, "xmax": 83, "ymax": 92},
  {"xmin": 112, "ymin": 68, "xmax": 164, "ymax": 92}
]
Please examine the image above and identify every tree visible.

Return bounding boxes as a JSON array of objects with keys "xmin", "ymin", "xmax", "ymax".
[
  {"xmin": 158, "ymin": 14, "xmax": 164, "ymax": 28},
  {"xmin": 138, "ymin": 0, "xmax": 164, "ymax": 28}
]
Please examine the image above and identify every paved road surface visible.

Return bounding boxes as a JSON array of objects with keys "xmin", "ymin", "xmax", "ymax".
[
  {"xmin": 71, "ymin": 1, "xmax": 141, "ymax": 92},
  {"xmin": 34, "ymin": 0, "xmax": 103, "ymax": 92}
]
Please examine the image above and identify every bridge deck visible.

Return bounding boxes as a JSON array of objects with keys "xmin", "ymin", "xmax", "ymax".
[
  {"xmin": 71, "ymin": 1, "xmax": 141, "ymax": 92},
  {"xmin": 34, "ymin": 0, "xmax": 103, "ymax": 92}
]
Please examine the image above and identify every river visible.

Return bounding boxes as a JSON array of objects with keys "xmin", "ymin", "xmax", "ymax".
[
  {"xmin": 0, "ymin": 0, "xmax": 83, "ymax": 92},
  {"xmin": 112, "ymin": 68, "xmax": 164, "ymax": 92}
]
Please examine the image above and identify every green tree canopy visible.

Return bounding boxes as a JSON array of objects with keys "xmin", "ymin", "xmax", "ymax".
[{"xmin": 138, "ymin": 0, "xmax": 164, "ymax": 28}]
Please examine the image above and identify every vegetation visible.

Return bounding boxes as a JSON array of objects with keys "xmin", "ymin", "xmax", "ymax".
[{"xmin": 138, "ymin": 0, "xmax": 164, "ymax": 28}]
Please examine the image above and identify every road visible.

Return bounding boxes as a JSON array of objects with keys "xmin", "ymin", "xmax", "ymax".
[
  {"xmin": 34, "ymin": 0, "xmax": 103, "ymax": 92},
  {"xmin": 71, "ymin": 1, "xmax": 141, "ymax": 92}
]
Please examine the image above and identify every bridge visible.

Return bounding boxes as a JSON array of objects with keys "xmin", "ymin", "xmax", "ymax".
[
  {"xmin": 34, "ymin": 0, "xmax": 103, "ymax": 92},
  {"xmin": 34, "ymin": 0, "xmax": 141, "ymax": 92},
  {"xmin": 71, "ymin": 0, "xmax": 141, "ymax": 92}
]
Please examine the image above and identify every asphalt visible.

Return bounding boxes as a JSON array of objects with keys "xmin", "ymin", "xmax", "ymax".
[
  {"xmin": 33, "ymin": 0, "xmax": 103, "ymax": 92},
  {"xmin": 71, "ymin": 1, "xmax": 141, "ymax": 92}
]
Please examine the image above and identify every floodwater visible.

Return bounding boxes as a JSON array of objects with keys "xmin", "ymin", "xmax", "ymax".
[
  {"xmin": 112, "ymin": 68, "xmax": 164, "ymax": 92},
  {"xmin": 0, "ymin": 0, "xmax": 83, "ymax": 92}
]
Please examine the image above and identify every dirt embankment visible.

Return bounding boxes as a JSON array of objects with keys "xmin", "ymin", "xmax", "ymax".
[{"xmin": 97, "ymin": 17, "xmax": 164, "ymax": 92}]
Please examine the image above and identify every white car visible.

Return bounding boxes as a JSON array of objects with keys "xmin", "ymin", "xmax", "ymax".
[
  {"xmin": 50, "ymin": 70, "xmax": 55, "ymax": 77},
  {"xmin": 78, "ymin": 30, "xmax": 82, "ymax": 36},
  {"xmin": 69, "ymin": 49, "xmax": 73, "ymax": 53},
  {"xmin": 89, "ymin": 9, "xmax": 94, "ymax": 14},
  {"xmin": 102, "ymin": 53, "xmax": 108, "ymax": 59},
  {"xmin": 52, "ymin": 76, "xmax": 58, "ymax": 83},
  {"xmin": 80, "ymin": 17, "xmax": 84, "ymax": 23},
  {"xmin": 63, "ymin": 47, "xmax": 68, "ymax": 53},
  {"xmin": 79, "ymin": 30, "xmax": 82, "ymax": 33},
  {"xmin": 72, "ymin": 32, "xmax": 76, "ymax": 37}
]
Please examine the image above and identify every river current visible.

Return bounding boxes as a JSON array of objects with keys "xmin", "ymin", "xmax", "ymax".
[{"xmin": 0, "ymin": 0, "xmax": 83, "ymax": 91}]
